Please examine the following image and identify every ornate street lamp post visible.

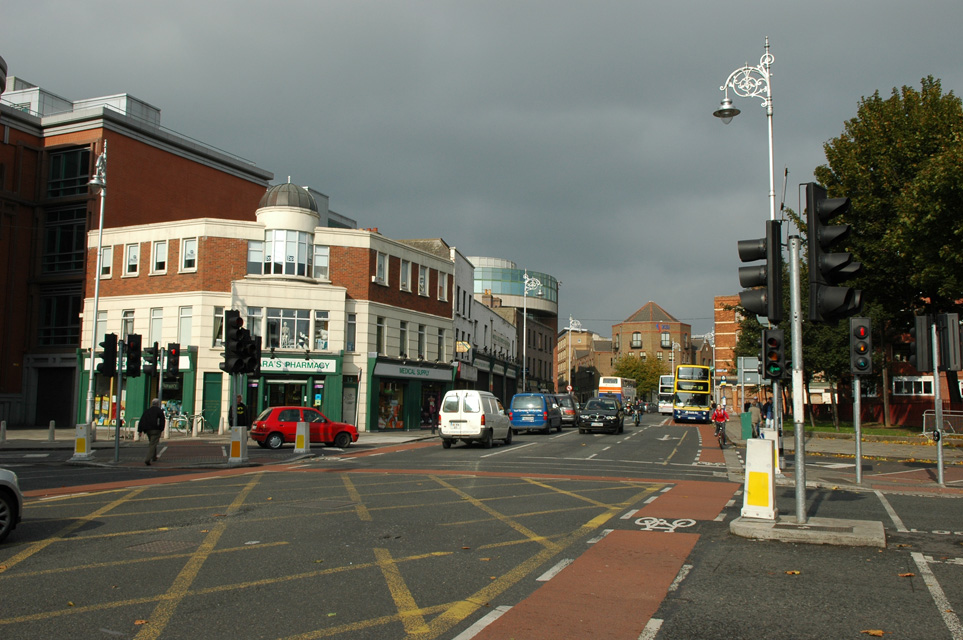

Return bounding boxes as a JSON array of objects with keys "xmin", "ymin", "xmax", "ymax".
[
  {"xmin": 566, "ymin": 316, "xmax": 582, "ymax": 394},
  {"xmin": 522, "ymin": 271, "xmax": 541, "ymax": 392},
  {"xmin": 85, "ymin": 141, "xmax": 108, "ymax": 431}
]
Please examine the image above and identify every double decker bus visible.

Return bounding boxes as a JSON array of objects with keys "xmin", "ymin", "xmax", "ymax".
[
  {"xmin": 658, "ymin": 374, "xmax": 674, "ymax": 415},
  {"xmin": 672, "ymin": 365, "xmax": 712, "ymax": 423},
  {"xmin": 598, "ymin": 376, "xmax": 637, "ymax": 405}
]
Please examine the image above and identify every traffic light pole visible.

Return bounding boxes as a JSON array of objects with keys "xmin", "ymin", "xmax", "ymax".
[
  {"xmin": 115, "ymin": 340, "xmax": 125, "ymax": 463},
  {"xmin": 789, "ymin": 236, "xmax": 807, "ymax": 523},
  {"xmin": 933, "ymin": 322, "xmax": 945, "ymax": 486},
  {"xmin": 854, "ymin": 377, "xmax": 862, "ymax": 484}
]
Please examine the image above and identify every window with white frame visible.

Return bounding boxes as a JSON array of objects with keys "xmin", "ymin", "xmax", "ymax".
[
  {"xmin": 247, "ymin": 240, "xmax": 263, "ymax": 275},
  {"xmin": 438, "ymin": 272, "xmax": 448, "ymax": 301},
  {"xmin": 661, "ymin": 332, "xmax": 671, "ymax": 348},
  {"xmin": 122, "ymin": 310, "xmax": 134, "ymax": 339},
  {"xmin": 437, "ymin": 328, "xmax": 446, "ymax": 361},
  {"xmin": 376, "ymin": 317, "xmax": 386, "ymax": 355},
  {"xmin": 247, "ymin": 307, "xmax": 262, "ymax": 339},
  {"xmin": 212, "ymin": 306, "xmax": 224, "ymax": 347},
  {"xmin": 892, "ymin": 376, "xmax": 933, "ymax": 396},
  {"xmin": 418, "ymin": 266, "xmax": 428, "ymax": 295},
  {"xmin": 314, "ymin": 311, "xmax": 329, "ymax": 350},
  {"xmin": 152, "ymin": 240, "xmax": 167, "ymax": 274},
  {"xmin": 346, "ymin": 314, "xmax": 356, "ymax": 352},
  {"xmin": 418, "ymin": 324, "xmax": 426, "ymax": 358},
  {"xmin": 125, "ymin": 243, "xmax": 140, "ymax": 276},
  {"xmin": 631, "ymin": 332, "xmax": 642, "ymax": 348},
  {"xmin": 376, "ymin": 252, "xmax": 388, "ymax": 284},
  {"xmin": 149, "ymin": 308, "xmax": 163, "ymax": 346},
  {"xmin": 266, "ymin": 308, "xmax": 310, "ymax": 349},
  {"xmin": 181, "ymin": 238, "xmax": 198, "ymax": 271},
  {"xmin": 400, "ymin": 321, "xmax": 408, "ymax": 357},
  {"xmin": 313, "ymin": 245, "xmax": 329, "ymax": 279},
  {"xmin": 177, "ymin": 306, "xmax": 192, "ymax": 345},
  {"xmin": 401, "ymin": 260, "xmax": 411, "ymax": 291},
  {"xmin": 100, "ymin": 246, "xmax": 113, "ymax": 278}
]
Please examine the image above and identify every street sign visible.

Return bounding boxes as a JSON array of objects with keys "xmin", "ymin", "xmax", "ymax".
[{"xmin": 566, "ymin": 385, "xmax": 573, "ymax": 392}]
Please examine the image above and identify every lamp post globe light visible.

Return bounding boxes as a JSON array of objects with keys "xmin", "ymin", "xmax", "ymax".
[
  {"xmin": 521, "ymin": 271, "xmax": 542, "ymax": 392},
  {"xmin": 713, "ymin": 37, "xmax": 776, "ymax": 222},
  {"xmin": 85, "ymin": 141, "xmax": 108, "ymax": 430}
]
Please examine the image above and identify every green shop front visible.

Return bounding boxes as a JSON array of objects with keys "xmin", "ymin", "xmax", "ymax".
[
  {"xmin": 369, "ymin": 359, "xmax": 454, "ymax": 431},
  {"xmin": 256, "ymin": 354, "xmax": 345, "ymax": 422}
]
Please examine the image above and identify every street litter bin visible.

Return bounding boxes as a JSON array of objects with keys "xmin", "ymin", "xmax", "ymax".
[{"xmin": 740, "ymin": 412, "xmax": 752, "ymax": 440}]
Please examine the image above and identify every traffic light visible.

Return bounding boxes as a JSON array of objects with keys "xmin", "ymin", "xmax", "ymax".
[
  {"xmin": 737, "ymin": 220, "xmax": 783, "ymax": 323},
  {"xmin": 936, "ymin": 313, "xmax": 961, "ymax": 372},
  {"xmin": 97, "ymin": 333, "xmax": 118, "ymax": 378},
  {"xmin": 850, "ymin": 318, "xmax": 872, "ymax": 375},
  {"xmin": 244, "ymin": 335, "xmax": 262, "ymax": 376},
  {"xmin": 143, "ymin": 342, "xmax": 159, "ymax": 376},
  {"xmin": 220, "ymin": 310, "xmax": 243, "ymax": 374},
  {"xmin": 806, "ymin": 183, "xmax": 862, "ymax": 323},
  {"xmin": 125, "ymin": 333, "xmax": 142, "ymax": 377},
  {"xmin": 761, "ymin": 328, "xmax": 785, "ymax": 380},
  {"xmin": 166, "ymin": 343, "xmax": 180, "ymax": 376},
  {"xmin": 909, "ymin": 315, "xmax": 932, "ymax": 372}
]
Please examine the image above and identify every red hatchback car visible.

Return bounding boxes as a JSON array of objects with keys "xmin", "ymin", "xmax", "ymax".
[{"xmin": 250, "ymin": 406, "xmax": 359, "ymax": 450}]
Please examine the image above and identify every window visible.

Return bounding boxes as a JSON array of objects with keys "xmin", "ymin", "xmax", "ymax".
[
  {"xmin": 399, "ymin": 321, "xmax": 408, "ymax": 357},
  {"xmin": 346, "ymin": 314, "xmax": 356, "ymax": 352},
  {"xmin": 149, "ymin": 308, "xmax": 163, "ymax": 346},
  {"xmin": 614, "ymin": 334, "xmax": 620, "ymax": 350},
  {"xmin": 125, "ymin": 243, "xmax": 140, "ymax": 276},
  {"xmin": 376, "ymin": 317, "xmax": 386, "ymax": 355},
  {"xmin": 42, "ymin": 207, "xmax": 86, "ymax": 273},
  {"xmin": 314, "ymin": 311, "xmax": 329, "ymax": 350},
  {"xmin": 892, "ymin": 376, "xmax": 933, "ymax": 396},
  {"xmin": 631, "ymin": 332, "xmax": 642, "ymax": 348},
  {"xmin": 401, "ymin": 260, "xmax": 411, "ymax": 291},
  {"xmin": 38, "ymin": 287, "xmax": 82, "ymax": 347},
  {"xmin": 122, "ymin": 310, "xmax": 135, "ymax": 339},
  {"xmin": 266, "ymin": 308, "xmax": 310, "ymax": 349},
  {"xmin": 47, "ymin": 147, "xmax": 91, "ymax": 198},
  {"xmin": 657, "ymin": 351, "xmax": 664, "ymax": 361},
  {"xmin": 181, "ymin": 238, "xmax": 197, "ymax": 271},
  {"xmin": 100, "ymin": 246, "xmax": 113, "ymax": 278},
  {"xmin": 177, "ymin": 306, "xmax": 192, "ymax": 346},
  {"xmin": 376, "ymin": 252, "xmax": 388, "ymax": 284},
  {"xmin": 212, "ymin": 306, "xmax": 224, "ymax": 347},
  {"xmin": 247, "ymin": 307, "xmax": 263, "ymax": 339},
  {"xmin": 247, "ymin": 241, "xmax": 263, "ymax": 275},
  {"xmin": 438, "ymin": 272, "xmax": 448, "ymax": 301},
  {"xmin": 313, "ymin": 245, "xmax": 329, "ymax": 279},
  {"xmin": 437, "ymin": 328, "xmax": 446, "ymax": 361},
  {"xmin": 152, "ymin": 240, "xmax": 168, "ymax": 273},
  {"xmin": 418, "ymin": 324, "xmax": 426, "ymax": 358},
  {"xmin": 661, "ymin": 332, "xmax": 671, "ymax": 348},
  {"xmin": 418, "ymin": 265, "xmax": 428, "ymax": 295}
]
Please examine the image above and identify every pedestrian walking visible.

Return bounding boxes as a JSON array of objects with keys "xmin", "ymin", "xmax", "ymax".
[
  {"xmin": 138, "ymin": 398, "xmax": 166, "ymax": 465},
  {"xmin": 749, "ymin": 400, "xmax": 762, "ymax": 438},
  {"xmin": 763, "ymin": 399, "xmax": 773, "ymax": 429}
]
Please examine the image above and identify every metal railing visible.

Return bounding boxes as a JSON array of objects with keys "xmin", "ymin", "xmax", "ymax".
[{"xmin": 922, "ymin": 409, "xmax": 963, "ymax": 440}]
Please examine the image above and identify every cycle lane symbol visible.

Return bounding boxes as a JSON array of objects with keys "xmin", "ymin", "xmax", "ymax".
[{"xmin": 634, "ymin": 516, "xmax": 696, "ymax": 532}]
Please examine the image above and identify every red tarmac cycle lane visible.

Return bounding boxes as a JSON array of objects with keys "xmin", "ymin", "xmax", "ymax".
[{"xmin": 472, "ymin": 480, "xmax": 737, "ymax": 640}]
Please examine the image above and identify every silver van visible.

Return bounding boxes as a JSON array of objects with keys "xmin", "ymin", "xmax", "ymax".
[{"xmin": 438, "ymin": 390, "xmax": 512, "ymax": 449}]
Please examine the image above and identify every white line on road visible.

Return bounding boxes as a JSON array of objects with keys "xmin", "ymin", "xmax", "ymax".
[
  {"xmin": 874, "ymin": 490, "xmax": 909, "ymax": 533},
  {"xmin": 480, "ymin": 442, "xmax": 537, "ymax": 458},
  {"xmin": 638, "ymin": 618, "xmax": 663, "ymax": 640},
  {"xmin": 587, "ymin": 529, "xmax": 613, "ymax": 544},
  {"xmin": 668, "ymin": 564, "xmax": 693, "ymax": 591},
  {"xmin": 537, "ymin": 558, "xmax": 574, "ymax": 581},
  {"xmin": 912, "ymin": 552, "xmax": 963, "ymax": 640},
  {"xmin": 451, "ymin": 605, "xmax": 512, "ymax": 640}
]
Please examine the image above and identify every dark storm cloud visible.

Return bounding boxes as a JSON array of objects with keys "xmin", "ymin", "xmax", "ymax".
[{"xmin": 5, "ymin": 0, "xmax": 963, "ymax": 334}]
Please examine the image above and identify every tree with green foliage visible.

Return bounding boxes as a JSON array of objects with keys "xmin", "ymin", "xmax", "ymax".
[
  {"xmin": 814, "ymin": 76, "xmax": 963, "ymax": 412},
  {"xmin": 612, "ymin": 355, "xmax": 668, "ymax": 398}
]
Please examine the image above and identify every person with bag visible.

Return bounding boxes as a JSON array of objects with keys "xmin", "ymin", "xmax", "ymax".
[{"xmin": 138, "ymin": 398, "xmax": 166, "ymax": 465}]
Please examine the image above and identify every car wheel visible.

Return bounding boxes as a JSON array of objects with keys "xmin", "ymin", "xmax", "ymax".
[
  {"xmin": 482, "ymin": 429, "xmax": 493, "ymax": 449},
  {"xmin": 265, "ymin": 432, "xmax": 285, "ymax": 450},
  {"xmin": 556, "ymin": 420, "xmax": 562, "ymax": 433},
  {"xmin": 332, "ymin": 432, "xmax": 352, "ymax": 449},
  {"xmin": 511, "ymin": 429, "xmax": 519, "ymax": 436},
  {"xmin": 442, "ymin": 438, "xmax": 452, "ymax": 449},
  {"xmin": 0, "ymin": 491, "xmax": 15, "ymax": 543},
  {"xmin": 256, "ymin": 440, "xmax": 268, "ymax": 449},
  {"xmin": 578, "ymin": 428, "xmax": 586, "ymax": 434},
  {"xmin": 542, "ymin": 424, "xmax": 551, "ymax": 434},
  {"xmin": 503, "ymin": 429, "xmax": 513, "ymax": 445}
]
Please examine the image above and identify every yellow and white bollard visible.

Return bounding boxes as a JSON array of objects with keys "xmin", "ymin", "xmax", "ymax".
[
  {"xmin": 761, "ymin": 428, "xmax": 781, "ymax": 475},
  {"xmin": 70, "ymin": 424, "xmax": 94, "ymax": 461},
  {"xmin": 228, "ymin": 426, "xmax": 248, "ymax": 464},
  {"xmin": 294, "ymin": 421, "xmax": 310, "ymax": 453},
  {"xmin": 741, "ymin": 438, "xmax": 777, "ymax": 520}
]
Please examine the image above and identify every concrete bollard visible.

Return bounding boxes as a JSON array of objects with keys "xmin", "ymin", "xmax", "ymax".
[
  {"xmin": 70, "ymin": 424, "xmax": 94, "ymax": 461},
  {"xmin": 228, "ymin": 425, "xmax": 248, "ymax": 464},
  {"xmin": 741, "ymin": 438, "xmax": 777, "ymax": 520},
  {"xmin": 48, "ymin": 420, "xmax": 56, "ymax": 442},
  {"xmin": 294, "ymin": 421, "xmax": 310, "ymax": 453},
  {"xmin": 761, "ymin": 428, "xmax": 781, "ymax": 475}
]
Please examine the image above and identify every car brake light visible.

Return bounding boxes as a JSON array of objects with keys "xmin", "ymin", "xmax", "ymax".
[
  {"xmin": 509, "ymin": 411, "xmax": 513, "ymax": 420},
  {"xmin": 481, "ymin": 414, "xmax": 486, "ymax": 426},
  {"xmin": 543, "ymin": 411, "xmax": 548, "ymax": 420}
]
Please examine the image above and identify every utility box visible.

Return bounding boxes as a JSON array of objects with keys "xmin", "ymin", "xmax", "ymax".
[{"xmin": 740, "ymin": 412, "xmax": 753, "ymax": 440}]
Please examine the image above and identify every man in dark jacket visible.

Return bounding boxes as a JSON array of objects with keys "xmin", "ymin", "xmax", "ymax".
[{"xmin": 138, "ymin": 398, "xmax": 166, "ymax": 465}]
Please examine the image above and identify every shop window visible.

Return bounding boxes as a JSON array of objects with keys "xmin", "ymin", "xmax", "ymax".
[
  {"xmin": 314, "ymin": 311, "xmax": 329, "ymax": 350},
  {"xmin": 266, "ymin": 307, "xmax": 310, "ymax": 349},
  {"xmin": 378, "ymin": 382, "xmax": 405, "ymax": 429}
]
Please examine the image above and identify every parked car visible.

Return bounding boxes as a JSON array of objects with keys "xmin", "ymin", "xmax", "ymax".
[
  {"xmin": 509, "ymin": 393, "xmax": 563, "ymax": 434},
  {"xmin": 553, "ymin": 394, "xmax": 579, "ymax": 428},
  {"xmin": 0, "ymin": 468, "xmax": 24, "ymax": 543},
  {"xmin": 438, "ymin": 390, "xmax": 512, "ymax": 448},
  {"xmin": 578, "ymin": 397, "xmax": 624, "ymax": 434},
  {"xmin": 250, "ymin": 406, "xmax": 359, "ymax": 449}
]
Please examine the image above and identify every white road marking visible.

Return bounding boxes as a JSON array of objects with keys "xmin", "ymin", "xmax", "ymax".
[{"xmin": 912, "ymin": 552, "xmax": 963, "ymax": 640}]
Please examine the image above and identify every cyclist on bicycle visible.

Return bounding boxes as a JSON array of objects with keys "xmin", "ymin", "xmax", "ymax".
[{"xmin": 710, "ymin": 402, "xmax": 730, "ymax": 449}]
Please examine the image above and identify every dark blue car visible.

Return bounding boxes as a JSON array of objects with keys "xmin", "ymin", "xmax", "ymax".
[{"xmin": 509, "ymin": 393, "xmax": 562, "ymax": 434}]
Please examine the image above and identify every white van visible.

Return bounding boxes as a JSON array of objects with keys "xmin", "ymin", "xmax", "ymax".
[{"xmin": 438, "ymin": 390, "xmax": 512, "ymax": 449}]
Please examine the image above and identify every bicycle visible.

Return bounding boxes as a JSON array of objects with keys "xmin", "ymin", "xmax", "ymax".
[
  {"xmin": 168, "ymin": 414, "xmax": 190, "ymax": 434},
  {"xmin": 189, "ymin": 413, "xmax": 209, "ymax": 433},
  {"xmin": 714, "ymin": 420, "xmax": 729, "ymax": 449}
]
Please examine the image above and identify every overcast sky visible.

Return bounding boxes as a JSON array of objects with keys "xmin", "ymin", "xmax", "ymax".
[{"xmin": 5, "ymin": 1, "xmax": 963, "ymax": 337}]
